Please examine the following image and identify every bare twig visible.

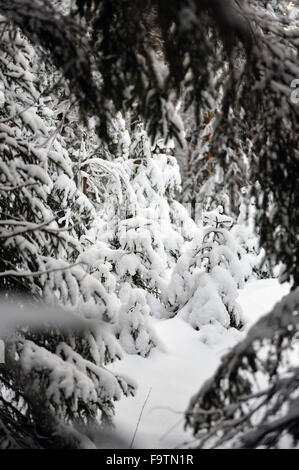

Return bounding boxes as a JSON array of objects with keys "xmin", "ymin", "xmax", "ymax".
[
  {"xmin": 130, "ymin": 387, "xmax": 152, "ymax": 449},
  {"xmin": 159, "ymin": 417, "xmax": 183, "ymax": 443}
]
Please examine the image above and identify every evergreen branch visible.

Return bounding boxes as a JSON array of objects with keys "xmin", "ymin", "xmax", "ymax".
[
  {"xmin": 0, "ymin": 183, "xmax": 38, "ymax": 191},
  {"xmin": 0, "ymin": 218, "xmax": 81, "ymax": 239},
  {"xmin": 0, "ymin": 261, "xmax": 90, "ymax": 278}
]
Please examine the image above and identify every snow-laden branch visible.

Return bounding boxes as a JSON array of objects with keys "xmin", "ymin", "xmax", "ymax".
[
  {"xmin": 0, "ymin": 261, "xmax": 90, "ymax": 278},
  {"xmin": 0, "ymin": 182, "xmax": 38, "ymax": 191},
  {"xmin": 0, "ymin": 217, "xmax": 80, "ymax": 240}
]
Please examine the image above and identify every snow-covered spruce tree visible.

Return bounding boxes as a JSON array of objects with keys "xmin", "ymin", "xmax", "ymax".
[
  {"xmin": 175, "ymin": 102, "xmax": 272, "ymax": 286},
  {"xmin": 185, "ymin": 289, "xmax": 299, "ymax": 449},
  {"xmin": 179, "ymin": 100, "xmax": 251, "ymax": 224},
  {"xmin": 175, "ymin": 82, "xmax": 235, "ymax": 223},
  {"xmin": 230, "ymin": 191, "xmax": 276, "ymax": 281},
  {"xmin": 81, "ymin": 116, "xmax": 197, "ymax": 356},
  {"xmin": 206, "ymin": 1, "xmax": 299, "ymax": 286},
  {"xmin": 0, "ymin": 22, "xmax": 78, "ymax": 294},
  {"xmin": 169, "ymin": 207, "xmax": 245, "ymax": 330},
  {"xmin": 176, "ymin": 87, "xmax": 269, "ymax": 281},
  {"xmin": 79, "ymin": 117, "xmax": 160, "ymax": 357},
  {"xmin": 0, "ymin": 23, "xmax": 135, "ymax": 448}
]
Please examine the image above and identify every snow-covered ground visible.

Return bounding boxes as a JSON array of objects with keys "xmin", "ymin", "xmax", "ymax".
[{"xmin": 107, "ymin": 279, "xmax": 290, "ymax": 449}]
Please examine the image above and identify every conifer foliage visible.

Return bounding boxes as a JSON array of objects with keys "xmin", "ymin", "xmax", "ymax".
[
  {"xmin": 0, "ymin": 0, "xmax": 297, "ymax": 450},
  {"xmin": 81, "ymin": 116, "xmax": 196, "ymax": 356},
  {"xmin": 0, "ymin": 20, "xmax": 135, "ymax": 449}
]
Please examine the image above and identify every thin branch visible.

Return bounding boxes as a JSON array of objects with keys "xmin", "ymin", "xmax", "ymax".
[{"xmin": 130, "ymin": 387, "xmax": 152, "ymax": 449}]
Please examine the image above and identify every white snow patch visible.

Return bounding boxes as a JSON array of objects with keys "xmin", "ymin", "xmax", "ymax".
[
  {"xmin": 237, "ymin": 278, "xmax": 290, "ymax": 326},
  {"xmin": 107, "ymin": 279, "xmax": 290, "ymax": 449}
]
